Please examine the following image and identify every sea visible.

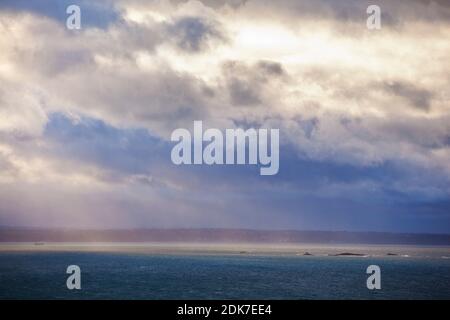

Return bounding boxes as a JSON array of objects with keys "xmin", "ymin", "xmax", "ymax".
[{"xmin": 0, "ymin": 243, "xmax": 449, "ymax": 299}]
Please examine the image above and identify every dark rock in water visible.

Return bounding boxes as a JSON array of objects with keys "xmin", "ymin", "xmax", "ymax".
[
  {"xmin": 334, "ymin": 252, "xmax": 365, "ymax": 256},
  {"xmin": 387, "ymin": 253, "xmax": 398, "ymax": 256},
  {"xmin": 303, "ymin": 252, "xmax": 313, "ymax": 256}
]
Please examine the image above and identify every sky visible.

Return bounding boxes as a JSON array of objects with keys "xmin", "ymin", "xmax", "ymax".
[{"xmin": 0, "ymin": 0, "xmax": 449, "ymax": 233}]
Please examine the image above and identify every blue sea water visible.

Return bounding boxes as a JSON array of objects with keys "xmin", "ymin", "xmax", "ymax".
[{"xmin": 0, "ymin": 252, "xmax": 449, "ymax": 299}]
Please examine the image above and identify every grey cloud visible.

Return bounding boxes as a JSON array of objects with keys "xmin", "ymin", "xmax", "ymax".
[
  {"xmin": 0, "ymin": 152, "xmax": 16, "ymax": 177},
  {"xmin": 383, "ymin": 81, "xmax": 433, "ymax": 111},
  {"xmin": 27, "ymin": 48, "xmax": 94, "ymax": 76},
  {"xmin": 256, "ymin": 61, "xmax": 286, "ymax": 78},
  {"xmin": 53, "ymin": 66, "xmax": 214, "ymax": 133},
  {"xmin": 228, "ymin": 77, "xmax": 261, "ymax": 106},
  {"xmin": 182, "ymin": 0, "xmax": 247, "ymax": 10},
  {"xmin": 117, "ymin": 21, "xmax": 164, "ymax": 53},
  {"xmin": 1, "ymin": 14, "xmax": 219, "ymax": 136},
  {"xmin": 222, "ymin": 60, "xmax": 286, "ymax": 107},
  {"xmin": 4, "ymin": 18, "xmax": 163, "ymax": 78},
  {"xmin": 271, "ymin": 0, "xmax": 449, "ymax": 23},
  {"xmin": 375, "ymin": 116, "xmax": 450, "ymax": 150},
  {"xmin": 167, "ymin": 16, "xmax": 226, "ymax": 52},
  {"xmin": 293, "ymin": 116, "xmax": 319, "ymax": 140}
]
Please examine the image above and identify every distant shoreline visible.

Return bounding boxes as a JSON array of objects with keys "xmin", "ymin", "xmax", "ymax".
[
  {"xmin": 0, "ymin": 228, "xmax": 449, "ymax": 246},
  {"xmin": 0, "ymin": 242, "xmax": 449, "ymax": 259}
]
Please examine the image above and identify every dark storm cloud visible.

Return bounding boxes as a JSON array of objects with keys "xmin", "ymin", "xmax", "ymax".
[
  {"xmin": 40, "ymin": 113, "xmax": 402, "ymax": 200},
  {"xmin": 45, "ymin": 112, "xmax": 441, "ymax": 211}
]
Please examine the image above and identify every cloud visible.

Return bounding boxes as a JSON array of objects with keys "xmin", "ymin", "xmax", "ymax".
[
  {"xmin": 0, "ymin": 0, "xmax": 449, "ymax": 232},
  {"xmin": 44, "ymin": 113, "xmax": 167, "ymax": 174},
  {"xmin": 168, "ymin": 16, "xmax": 226, "ymax": 52},
  {"xmin": 383, "ymin": 81, "xmax": 434, "ymax": 111},
  {"xmin": 222, "ymin": 60, "xmax": 287, "ymax": 107}
]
